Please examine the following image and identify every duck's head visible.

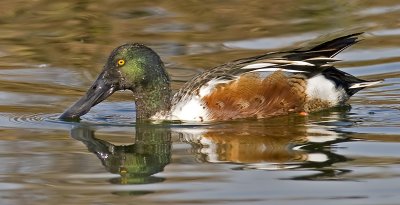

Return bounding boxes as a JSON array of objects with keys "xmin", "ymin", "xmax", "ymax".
[{"xmin": 60, "ymin": 43, "xmax": 171, "ymax": 120}]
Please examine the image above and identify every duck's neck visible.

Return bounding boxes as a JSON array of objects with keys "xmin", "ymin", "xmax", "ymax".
[{"xmin": 134, "ymin": 76, "xmax": 171, "ymax": 120}]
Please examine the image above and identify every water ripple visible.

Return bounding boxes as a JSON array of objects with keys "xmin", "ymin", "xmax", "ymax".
[{"xmin": 0, "ymin": 112, "xmax": 71, "ymax": 130}]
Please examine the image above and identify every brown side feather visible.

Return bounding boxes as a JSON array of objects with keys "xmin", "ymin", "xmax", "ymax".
[{"xmin": 202, "ymin": 71, "xmax": 307, "ymax": 120}]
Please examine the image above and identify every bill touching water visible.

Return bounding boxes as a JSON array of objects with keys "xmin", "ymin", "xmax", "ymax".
[{"xmin": 0, "ymin": 1, "xmax": 399, "ymax": 205}]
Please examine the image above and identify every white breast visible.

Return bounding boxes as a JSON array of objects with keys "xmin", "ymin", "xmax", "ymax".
[
  {"xmin": 166, "ymin": 78, "xmax": 235, "ymax": 121},
  {"xmin": 168, "ymin": 96, "xmax": 209, "ymax": 121}
]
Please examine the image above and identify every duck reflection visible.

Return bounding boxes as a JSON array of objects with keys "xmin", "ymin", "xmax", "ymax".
[
  {"xmin": 179, "ymin": 109, "xmax": 351, "ymax": 180},
  {"xmin": 69, "ymin": 108, "xmax": 352, "ymax": 182},
  {"xmin": 70, "ymin": 124, "xmax": 172, "ymax": 184}
]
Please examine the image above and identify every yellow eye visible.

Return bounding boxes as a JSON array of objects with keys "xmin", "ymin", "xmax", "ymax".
[{"xmin": 117, "ymin": 59, "xmax": 125, "ymax": 66}]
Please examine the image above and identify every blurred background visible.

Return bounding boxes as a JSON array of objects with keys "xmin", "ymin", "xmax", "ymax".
[{"xmin": 0, "ymin": 1, "xmax": 399, "ymax": 205}]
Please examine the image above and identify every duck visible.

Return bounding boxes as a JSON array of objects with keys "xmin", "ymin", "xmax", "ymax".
[{"xmin": 60, "ymin": 32, "xmax": 382, "ymax": 122}]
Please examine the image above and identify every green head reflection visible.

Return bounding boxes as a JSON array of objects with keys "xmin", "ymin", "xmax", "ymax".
[{"xmin": 71, "ymin": 124, "xmax": 171, "ymax": 184}]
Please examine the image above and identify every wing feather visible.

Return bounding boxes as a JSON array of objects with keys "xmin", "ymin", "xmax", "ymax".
[{"xmin": 171, "ymin": 32, "xmax": 364, "ymax": 105}]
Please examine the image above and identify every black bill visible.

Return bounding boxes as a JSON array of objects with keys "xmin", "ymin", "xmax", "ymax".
[{"xmin": 59, "ymin": 73, "xmax": 117, "ymax": 120}]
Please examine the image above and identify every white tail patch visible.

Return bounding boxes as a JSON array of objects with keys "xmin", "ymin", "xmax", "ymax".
[
  {"xmin": 349, "ymin": 80, "xmax": 383, "ymax": 89},
  {"xmin": 306, "ymin": 74, "xmax": 345, "ymax": 104}
]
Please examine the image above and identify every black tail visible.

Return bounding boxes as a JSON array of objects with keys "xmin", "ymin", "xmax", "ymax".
[
  {"xmin": 322, "ymin": 67, "xmax": 382, "ymax": 96},
  {"xmin": 284, "ymin": 32, "xmax": 364, "ymax": 61},
  {"xmin": 312, "ymin": 32, "xmax": 382, "ymax": 96}
]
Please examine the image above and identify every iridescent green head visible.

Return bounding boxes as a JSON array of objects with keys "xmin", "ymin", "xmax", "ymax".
[
  {"xmin": 60, "ymin": 43, "xmax": 171, "ymax": 120},
  {"xmin": 106, "ymin": 44, "xmax": 169, "ymax": 90}
]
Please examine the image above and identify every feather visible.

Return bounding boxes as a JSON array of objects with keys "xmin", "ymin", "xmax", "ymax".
[{"xmin": 172, "ymin": 32, "xmax": 366, "ymax": 106}]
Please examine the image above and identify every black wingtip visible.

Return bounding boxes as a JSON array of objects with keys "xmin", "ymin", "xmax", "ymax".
[{"xmin": 308, "ymin": 32, "xmax": 365, "ymax": 57}]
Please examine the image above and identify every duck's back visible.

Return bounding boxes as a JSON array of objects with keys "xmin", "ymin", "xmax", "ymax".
[{"xmin": 162, "ymin": 33, "xmax": 382, "ymax": 122}]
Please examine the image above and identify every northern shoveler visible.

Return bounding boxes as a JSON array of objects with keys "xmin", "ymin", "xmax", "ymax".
[{"xmin": 60, "ymin": 32, "xmax": 382, "ymax": 122}]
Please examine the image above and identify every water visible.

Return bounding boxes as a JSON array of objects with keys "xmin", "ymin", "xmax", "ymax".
[{"xmin": 0, "ymin": 1, "xmax": 399, "ymax": 204}]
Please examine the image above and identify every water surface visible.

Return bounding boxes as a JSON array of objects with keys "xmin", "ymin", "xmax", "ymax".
[{"xmin": 0, "ymin": 1, "xmax": 399, "ymax": 205}]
